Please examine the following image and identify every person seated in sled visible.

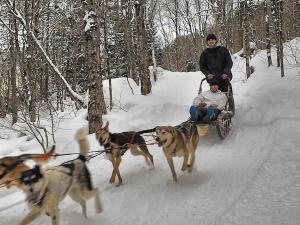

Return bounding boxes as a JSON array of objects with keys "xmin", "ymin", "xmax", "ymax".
[{"xmin": 189, "ymin": 80, "xmax": 227, "ymax": 122}]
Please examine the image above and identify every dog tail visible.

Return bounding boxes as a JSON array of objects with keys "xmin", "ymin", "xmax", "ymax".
[{"xmin": 75, "ymin": 128, "xmax": 90, "ymax": 158}]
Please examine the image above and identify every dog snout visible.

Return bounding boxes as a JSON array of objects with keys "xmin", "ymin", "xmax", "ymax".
[{"xmin": 155, "ymin": 136, "xmax": 160, "ymax": 142}]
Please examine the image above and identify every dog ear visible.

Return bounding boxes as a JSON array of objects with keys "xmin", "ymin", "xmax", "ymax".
[
  {"xmin": 49, "ymin": 145, "xmax": 55, "ymax": 154},
  {"xmin": 103, "ymin": 121, "xmax": 109, "ymax": 131},
  {"xmin": 170, "ymin": 127, "xmax": 177, "ymax": 137}
]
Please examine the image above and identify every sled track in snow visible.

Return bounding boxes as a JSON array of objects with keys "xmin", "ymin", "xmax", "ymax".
[{"xmin": 212, "ymin": 119, "xmax": 278, "ymax": 225}]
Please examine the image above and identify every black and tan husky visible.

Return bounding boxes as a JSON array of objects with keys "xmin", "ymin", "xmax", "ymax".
[{"xmin": 95, "ymin": 121, "xmax": 154, "ymax": 187}]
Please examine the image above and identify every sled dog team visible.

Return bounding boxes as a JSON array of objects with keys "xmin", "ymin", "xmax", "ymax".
[{"xmin": 0, "ymin": 122, "xmax": 209, "ymax": 225}]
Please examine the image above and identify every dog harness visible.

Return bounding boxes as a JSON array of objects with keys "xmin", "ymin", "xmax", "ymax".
[
  {"xmin": 111, "ymin": 132, "xmax": 139, "ymax": 155},
  {"xmin": 60, "ymin": 154, "xmax": 93, "ymax": 191},
  {"xmin": 27, "ymin": 187, "xmax": 49, "ymax": 207},
  {"xmin": 20, "ymin": 165, "xmax": 43, "ymax": 186}
]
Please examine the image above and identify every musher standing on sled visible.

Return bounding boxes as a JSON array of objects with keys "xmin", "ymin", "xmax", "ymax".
[{"xmin": 199, "ymin": 34, "xmax": 235, "ymax": 115}]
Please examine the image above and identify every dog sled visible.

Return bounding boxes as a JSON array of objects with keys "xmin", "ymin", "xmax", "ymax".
[{"xmin": 194, "ymin": 78, "xmax": 235, "ymax": 140}]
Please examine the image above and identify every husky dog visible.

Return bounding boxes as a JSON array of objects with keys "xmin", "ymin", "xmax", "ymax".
[
  {"xmin": 155, "ymin": 122, "xmax": 209, "ymax": 182},
  {"xmin": 10, "ymin": 128, "xmax": 102, "ymax": 225},
  {"xmin": 95, "ymin": 121, "xmax": 154, "ymax": 187}
]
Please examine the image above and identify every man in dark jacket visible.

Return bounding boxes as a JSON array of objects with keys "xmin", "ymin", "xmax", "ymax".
[
  {"xmin": 199, "ymin": 34, "xmax": 233, "ymax": 93},
  {"xmin": 199, "ymin": 34, "xmax": 235, "ymax": 115}
]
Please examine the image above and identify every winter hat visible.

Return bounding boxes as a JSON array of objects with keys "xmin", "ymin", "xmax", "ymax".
[
  {"xmin": 206, "ymin": 34, "xmax": 217, "ymax": 41},
  {"xmin": 209, "ymin": 79, "xmax": 219, "ymax": 86}
]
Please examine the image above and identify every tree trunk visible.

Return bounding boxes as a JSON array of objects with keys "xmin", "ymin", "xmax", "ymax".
[
  {"xmin": 243, "ymin": 1, "xmax": 251, "ymax": 79},
  {"xmin": 135, "ymin": 0, "xmax": 152, "ymax": 95},
  {"xmin": 238, "ymin": 1, "xmax": 245, "ymax": 51},
  {"xmin": 174, "ymin": 0, "xmax": 180, "ymax": 70},
  {"xmin": 121, "ymin": 0, "xmax": 139, "ymax": 84},
  {"xmin": 9, "ymin": 9, "xmax": 18, "ymax": 124},
  {"xmin": 264, "ymin": 1, "xmax": 273, "ymax": 67},
  {"xmin": 218, "ymin": 0, "xmax": 227, "ymax": 47},
  {"xmin": 0, "ymin": 70, "xmax": 6, "ymax": 118},
  {"xmin": 83, "ymin": 0, "xmax": 106, "ymax": 133},
  {"xmin": 151, "ymin": 42, "xmax": 158, "ymax": 82},
  {"xmin": 103, "ymin": 0, "xmax": 113, "ymax": 111},
  {"xmin": 278, "ymin": 0, "xmax": 285, "ymax": 77},
  {"xmin": 271, "ymin": 0, "xmax": 280, "ymax": 67},
  {"xmin": 148, "ymin": 0, "xmax": 158, "ymax": 81},
  {"xmin": 6, "ymin": 0, "xmax": 86, "ymax": 106},
  {"xmin": 43, "ymin": 0, "xmax": 51, "ymax": 102}
]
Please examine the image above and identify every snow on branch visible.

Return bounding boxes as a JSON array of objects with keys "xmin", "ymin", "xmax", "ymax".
[
  {"xmin": 4, "ymin": 0, "xmax": 85, "ymax": 106},
  {"xmin": 83, "ymin": 10, "xmax": 96, "ymax": 32}
]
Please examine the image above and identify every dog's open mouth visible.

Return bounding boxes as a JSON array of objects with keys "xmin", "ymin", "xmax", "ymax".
[
  {"xmin": 99, "ymin": 139, "xmax": 105, "ymax": 145},
  {"xmin": 157, "ymin": 139, "xmax": 167, "ymax": 147}
]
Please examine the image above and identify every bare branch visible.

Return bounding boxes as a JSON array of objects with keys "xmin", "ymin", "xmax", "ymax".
[
  {"xmin": 4, "ymin": 0, "xmax": 86, "ymax": 106},
  {"xmin": 0, "ymin": 17, "xmax": 15, "ymax": 33}
]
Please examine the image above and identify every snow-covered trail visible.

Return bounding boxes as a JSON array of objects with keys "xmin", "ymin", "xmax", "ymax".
[{"xmin": 1, "ymin": 47, "xmax": 300, "ymax": 225}]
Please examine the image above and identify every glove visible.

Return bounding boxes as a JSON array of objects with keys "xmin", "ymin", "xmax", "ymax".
[
  {"xmin": 207, "ymin": 74, "xmax": 214, "ymax": 79},
  {"xmin": 199, "ymin": 102, "xmax": 207, "ymax": 107},
  {"xmin": 222, "ymin": 74, "xmax": 228, "ymax": 79}
]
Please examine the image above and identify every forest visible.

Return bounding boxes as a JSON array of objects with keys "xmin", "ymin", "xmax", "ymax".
[{"xmin": 0, "ymin": 0, "xmax": 299, "ymax": 149}]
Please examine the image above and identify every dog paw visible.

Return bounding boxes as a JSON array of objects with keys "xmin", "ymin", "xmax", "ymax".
[
  {"xmin": 173, "ymin": 176, "xmax": 178, "ymax": 183},
  {"xmin": 95, "ymin": 197, "xmax": 103, "ymax": 213},
  {"xmin": 109, "ymin": 178, "xmax": 115, "ymax": 183},
  {"xmin": 97, "ymin": 206, "xmax": 103, "ymax": 214},
  {"xmin": 98, "ymin": 208, "xmax": 103, "ymax": 214},
  {"xmin": 149, "ymin": 164, "xmax": 155, "ymax": 170},
  {"xmin": 116, "ymin": 182, "xmax": 123, "ymax": 187}
]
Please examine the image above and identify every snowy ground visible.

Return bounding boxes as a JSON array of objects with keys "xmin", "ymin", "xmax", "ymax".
[{"xmin": 0, "ymin": 39, "xmax": 300, "ymax": 225}]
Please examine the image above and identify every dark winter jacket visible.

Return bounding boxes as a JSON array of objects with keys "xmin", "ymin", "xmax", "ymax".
[{"xmin": 199, "ymin": 46, "xmax": 233, "ymax": 80}]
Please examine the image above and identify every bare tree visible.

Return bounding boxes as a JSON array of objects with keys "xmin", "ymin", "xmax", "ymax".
[
  {"xmin": 4, "ymin": 0, "xmax": 86, "ymax": 106},
  {"xmin": 271, "ymin": 0, "xmax": 280, "ymax": 67},
  {"xmin": 83, "ymin": 0, "xmax": 107, "ymax": 133},
  {"xmin": 264, "ymin": 0, "xmax": 272, "ymax": 67},
  {"xmin": 278, "ymin": 0, "xmax": 284, "ymax": 77},
  {"xmin": 148, "ymin": 0, "xmax": 159, "ymax": 81},
  {"xmin": 242, "ymin": 0, "xmax": 251, "ymax": 79},
  {"xmin": 9, "ymin": 3, "xmax": 17, "ymax": 124},
  {"xmin": 0, "ymin": 66, "xmax": 6, "ymax": 118},
  {"xmin": 135, "ymin": 0, "xmax": 152, "ymax": 95}
]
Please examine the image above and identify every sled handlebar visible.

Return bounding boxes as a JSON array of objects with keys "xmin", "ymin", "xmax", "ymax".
[{"xmin": 198, "ymin": 77, "xmax": 231, "ymax": 95}]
